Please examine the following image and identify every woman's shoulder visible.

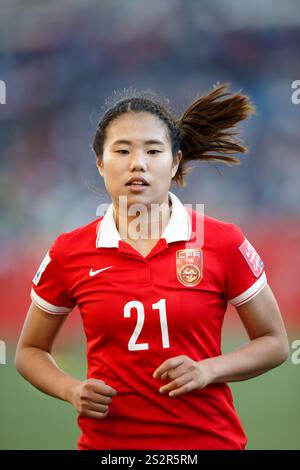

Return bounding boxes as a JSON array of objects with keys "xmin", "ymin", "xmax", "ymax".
[
  {"xmin": 189, "ymin": 208, "xmax": 240, "ymax": 236},
  {"xmin": 186, "ymin": 208, "xmax": 246, "ymax": 254},
  {"xmin": 52, "ymin": 216, "xmax": 104, "ymax": 251}
]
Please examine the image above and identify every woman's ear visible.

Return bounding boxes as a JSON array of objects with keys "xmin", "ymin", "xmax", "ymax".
[
  {"xmin": 97, "ymin": 159, "xmax": 104, "ymax": 177},
  {"xmin": 172, "ymin": 150, "xmax": 182, "ymax": 178}
]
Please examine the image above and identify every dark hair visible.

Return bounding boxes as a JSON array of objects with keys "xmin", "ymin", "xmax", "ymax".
[{"xmin": 92, "ymin": 83, "xmax": 254, "ymax": 187}]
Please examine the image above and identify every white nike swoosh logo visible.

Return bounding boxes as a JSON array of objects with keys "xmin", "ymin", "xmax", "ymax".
[{"xmin": 89, "ymin": 266, "xmax": 114, "ymax": 277}]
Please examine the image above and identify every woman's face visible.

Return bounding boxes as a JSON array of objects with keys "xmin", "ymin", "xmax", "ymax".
[{"xmin": 97, "ymin": 111, "xmax": 181, "ymax": 209}]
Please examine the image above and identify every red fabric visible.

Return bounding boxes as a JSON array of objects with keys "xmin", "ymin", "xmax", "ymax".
[
  {"xmin": 31, "ymin": 239, "xmax": 75, "ymax": 312},
  {"xmin": 223, "ymin": 223, "xmax": 265, "ymax": 302},
  {"xmin": 31, "ymin": 210, "xmax": 267, "ymax": 450}
]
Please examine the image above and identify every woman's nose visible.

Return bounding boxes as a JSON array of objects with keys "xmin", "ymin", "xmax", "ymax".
[{"xmin": 129, "ymin": 151, "xmax": 147, "ymax": 171}]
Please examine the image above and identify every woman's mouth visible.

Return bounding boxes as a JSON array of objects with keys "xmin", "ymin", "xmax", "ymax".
[{"xmin": 125, "ymin": 178, "xmax": 149, "ymax": 191}]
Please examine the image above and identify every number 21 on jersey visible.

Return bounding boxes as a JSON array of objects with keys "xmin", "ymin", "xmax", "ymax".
[{"xmin": 124, "ymin": 299, "xmax": 169, "ymax": 351}]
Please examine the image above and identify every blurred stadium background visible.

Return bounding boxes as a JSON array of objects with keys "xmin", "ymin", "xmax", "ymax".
[{"xmin": 0, "ymin": 0, "xmax": 300, "ymax": 449}]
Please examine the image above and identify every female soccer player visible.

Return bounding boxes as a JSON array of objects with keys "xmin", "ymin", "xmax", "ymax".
[{"xmin": 15, "ymin": 84, "xmax": 289, "ymax": 450}]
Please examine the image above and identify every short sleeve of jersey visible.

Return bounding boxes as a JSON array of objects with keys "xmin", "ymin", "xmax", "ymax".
[
  {"xmin": 224, "ymin": 224, "xmax": 267, "ymax": 307},
  {"xmin": 31, "ymin": 235, "xmax": 76, "ymax": 314}
]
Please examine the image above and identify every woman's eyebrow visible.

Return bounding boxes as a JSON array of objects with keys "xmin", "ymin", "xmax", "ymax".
[{"xmin": 111, "ymin": 139, "xmax": 165, "ymax": 146}]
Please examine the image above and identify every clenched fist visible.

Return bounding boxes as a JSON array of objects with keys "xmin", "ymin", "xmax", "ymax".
[{"xmin": 69, "ymin": 378, "xmax": 117, "ymax": 420}]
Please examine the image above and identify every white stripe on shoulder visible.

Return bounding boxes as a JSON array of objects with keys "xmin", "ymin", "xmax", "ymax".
[
  {"xmin": 31, "ymin": 288, "xmax": 72, "ymax": 315},
  {"xmin": 229, "ymin": 272, "xmax": 267, "ymax": 307}
]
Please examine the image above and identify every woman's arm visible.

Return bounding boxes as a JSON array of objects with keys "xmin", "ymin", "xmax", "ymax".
[
  {"xmin": 15, "ymin": 302, "xmax": 117, "ymax": 419},
  {"xmin": 204, "ymin": 284, "xmax": 289, "ymax": 383},
  {"xmin": 15, "ymin": 302, "xmax": 81, "ymax": 401},
  {"xmin": 154, "ymin": 284, "xmax": 289, "ymax": 396}
]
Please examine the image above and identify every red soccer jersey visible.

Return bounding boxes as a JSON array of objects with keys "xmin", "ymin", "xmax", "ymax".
[{"xmin": 31, "ymin": 192, "xmax": 267, "ymax": 450}]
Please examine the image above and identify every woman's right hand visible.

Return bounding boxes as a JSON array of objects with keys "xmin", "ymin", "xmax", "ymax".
[
  {"xmin": 15, "ymin": 303, "xmax": 118, "ymax": 422},
  {"xmin": 69, "ymin": 378, "xmax": 117, "ymax": 420}
]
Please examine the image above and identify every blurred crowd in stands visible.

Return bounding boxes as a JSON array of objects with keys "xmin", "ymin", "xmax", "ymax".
[{"xmin": 1, "ymin": 0, "xmax": 300, "ymax": 253}]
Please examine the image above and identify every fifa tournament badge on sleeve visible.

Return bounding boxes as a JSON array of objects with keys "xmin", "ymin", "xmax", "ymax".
[
  {"xmin": 176, "ymin": 249, "xmax": 202, "ymax": 287},
  {"xmin": 32, "ymin": 251, "xmax": 51, "ymax": 285},
  {"xmin": 239, "ymin": 239, "xmax": 264, "ymax": 277}
]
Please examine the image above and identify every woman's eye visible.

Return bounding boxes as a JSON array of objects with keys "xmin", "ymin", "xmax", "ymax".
[{"xmin": 115, "ymin": 149, "xmax": 161, "ymax": 155}]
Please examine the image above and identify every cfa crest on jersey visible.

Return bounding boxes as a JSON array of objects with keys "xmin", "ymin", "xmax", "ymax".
[
  {"xmin": 176, "ymin": 249, "xmax": 202, "ymax": 287},
  {"xmin": 32, "ymin": 251, "xmax": 51, "ymax": 286}
]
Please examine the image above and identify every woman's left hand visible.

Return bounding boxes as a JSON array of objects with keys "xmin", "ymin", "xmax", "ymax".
[{"xmin": 153, "ymin": 355, "xmax": 214, "ymax": 397}]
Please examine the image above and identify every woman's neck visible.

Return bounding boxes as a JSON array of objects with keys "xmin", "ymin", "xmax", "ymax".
[{"xmin": 114, "ymin": 195, "xmax": 172, "ymax": 242}]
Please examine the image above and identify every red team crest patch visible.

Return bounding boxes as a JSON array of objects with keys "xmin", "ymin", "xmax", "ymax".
[
  {"xmin": 239, "ymin": 239, "xmax": 264, "ymax": 278},
  {"xmin": 176, "ymin": 249, "xmax": 202, "ymax": 287}
]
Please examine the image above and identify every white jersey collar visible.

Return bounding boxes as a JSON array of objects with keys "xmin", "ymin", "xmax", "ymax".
[{"xmin": 96, "ymin": 191, "xmax": 191, "ymax": 248}]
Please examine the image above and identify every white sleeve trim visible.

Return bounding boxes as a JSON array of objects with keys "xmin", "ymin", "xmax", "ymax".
[
  {"xmin": 229, "ymin": 272, "xmax": 267, "ymax": 307},
  {"xmin": 31, "ymin": 288, "xmax": 72, "ymax": 315}
]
